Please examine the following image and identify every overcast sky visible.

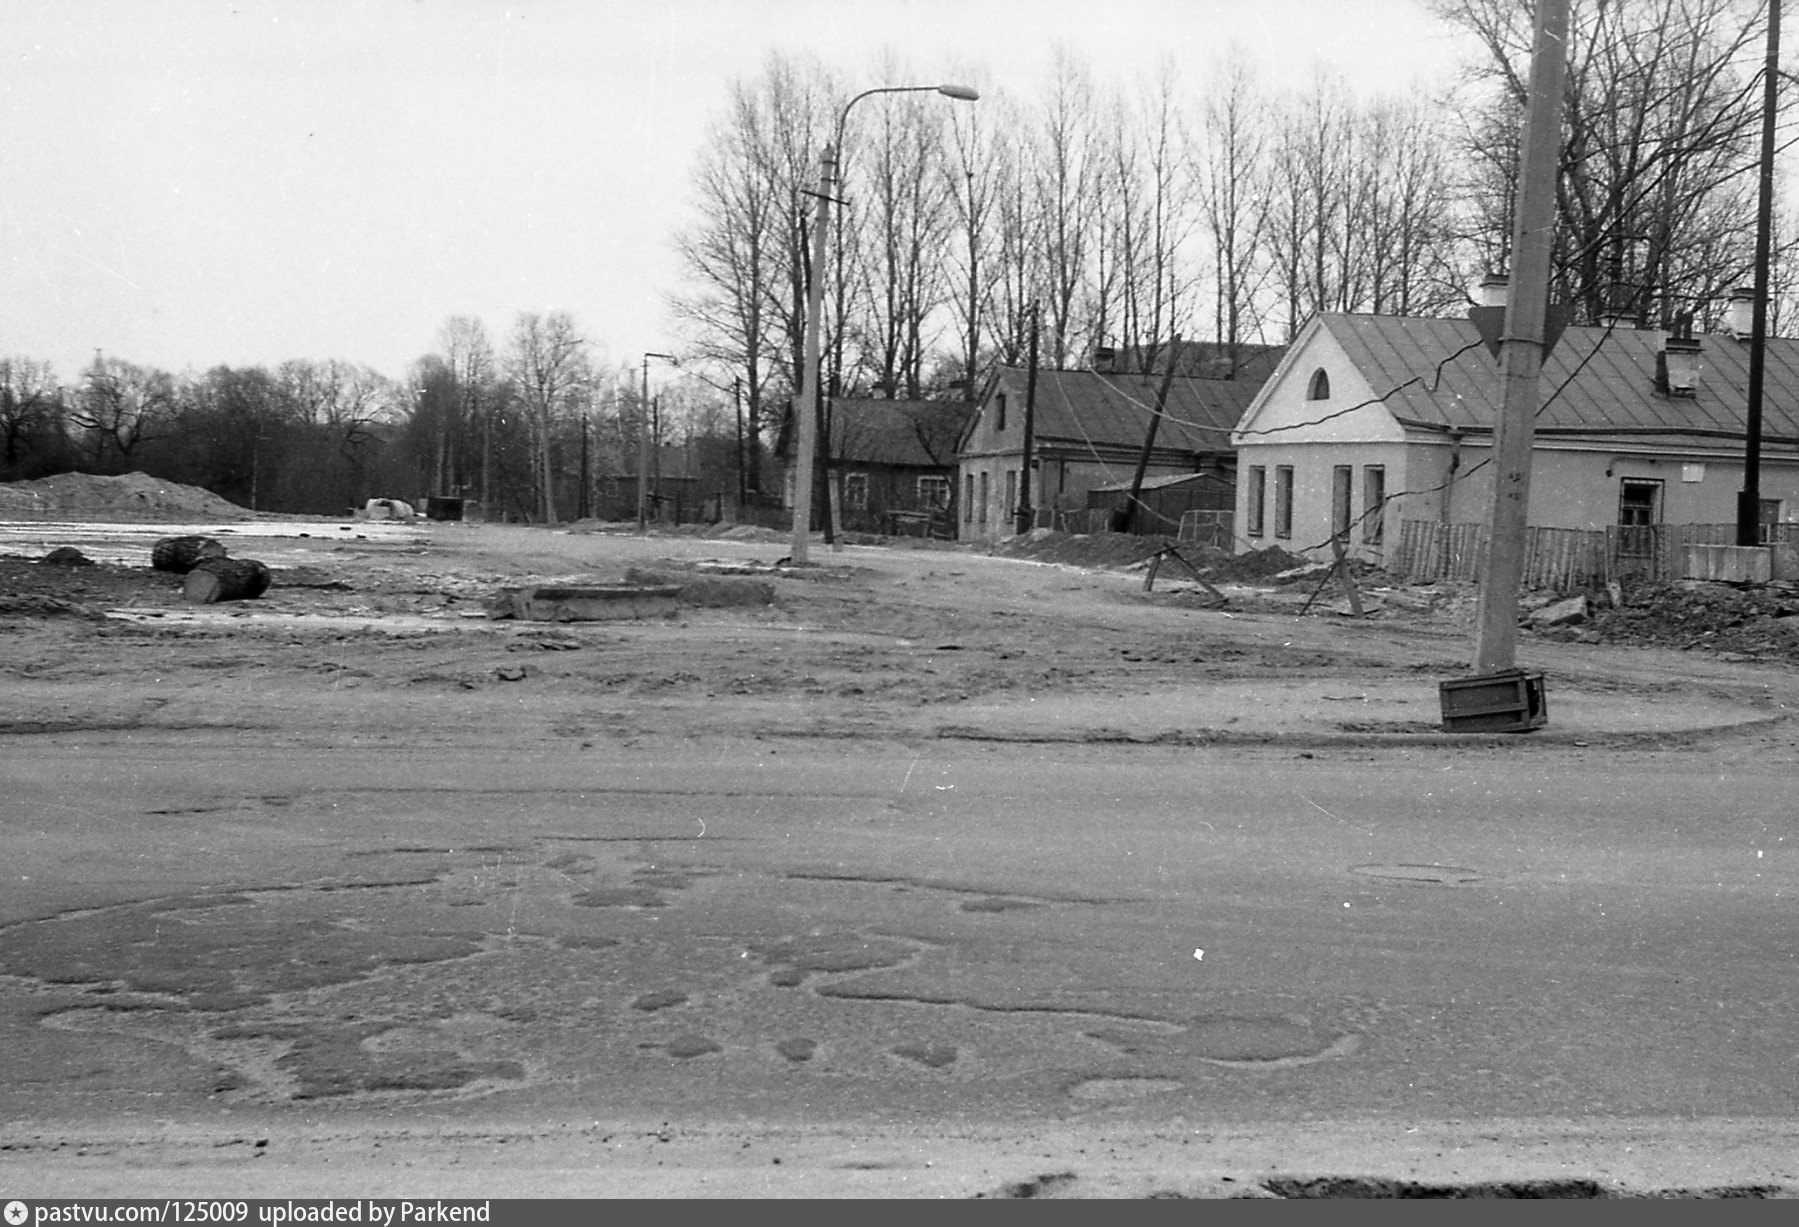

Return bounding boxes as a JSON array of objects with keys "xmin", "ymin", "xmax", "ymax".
[{"xmin": 0, "ymin": 0, "xmax": 1472, "ymax": 385}]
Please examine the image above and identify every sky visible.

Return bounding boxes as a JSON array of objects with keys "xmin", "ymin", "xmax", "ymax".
[{"xmin": 0, "ymin": 0, "xmax": 1472, "ymax": 386}]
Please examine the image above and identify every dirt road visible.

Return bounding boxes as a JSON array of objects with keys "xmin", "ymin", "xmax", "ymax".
[{"xmin": 2, "ymin": 520, "xmax": 1796, "ymax": 1197}]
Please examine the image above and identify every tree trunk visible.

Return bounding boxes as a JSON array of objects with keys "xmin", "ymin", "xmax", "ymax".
[
  {"xmin": 185, "ymin": 558, "xmax": 271, "ymax": 604},
  {"xmin": 152, "ymin": 536, "xmax": 228, "ymax": 574}
]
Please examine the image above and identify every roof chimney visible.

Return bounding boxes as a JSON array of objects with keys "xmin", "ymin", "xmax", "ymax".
[
  {"xmin": 1658, "ymin": 312, "xmax": 1702, "ymax": 397},
  {"xmin": 1478, "ymin": 272, "xmax": 1509, "ymax": 309},
  {"xmin": 1726, "ymin": 286, "xmax": 1755, "ymax": 340}
]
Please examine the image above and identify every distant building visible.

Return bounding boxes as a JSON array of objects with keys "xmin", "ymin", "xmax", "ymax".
[
  {"xmin": 779, "ymin": 398, "xmax": 973, "ymax": 538},
  {"xmin": 955, "ymin": 359, "xmax": 1273, "ymax": 542}
]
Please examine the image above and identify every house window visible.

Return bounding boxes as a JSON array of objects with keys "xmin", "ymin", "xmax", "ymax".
[
  {"xmin": 1331, "ymin": 465, "xmax": 1353, "ymax": 538},
  {"xmin": 844, "ymin": 472, "xmax": 868, "ymax": 511},
  {"xmin": 978, "ymin": 471, "xmax": 990, "ymax": 523},
  {"xmin": 964, "ymin": 473, "xmax": 975, "ymax": 522},
  {"xmin": 1004, "ymin": 469, "xmax": 1017, "ymax": 522},
  {"xmin": 1362, "ymin": 465, "xmax": 1386, "ymax": 544},
  {"xmin": 995, "ymin": 393, "xmax": 1007, "ymax": 432},
  {"xmin": 918, "ymin": 475, "xmax": 950, "ymax": 511},
  {"xmin": 1308, "ymin": 369, "xmax": 1331, "ymax": 401},
  {"xmin": 1618, "ymin": 478, "xmax": 1663, "ymax": 558},
  {"xmin": 1274, "ymin": 465, "xmax": 1294, "ymax": 539},
  {"xmin": 1246, "ymin": 465, "xmax": 1266, "ymax": 537}
]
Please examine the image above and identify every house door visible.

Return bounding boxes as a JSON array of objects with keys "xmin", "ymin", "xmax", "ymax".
[{"xmin": 1617, "ymin": 478, "xmax": 1663, "ymax": 558}]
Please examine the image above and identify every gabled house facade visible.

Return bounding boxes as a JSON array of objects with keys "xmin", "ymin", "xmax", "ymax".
[
  {"xmin": 956, "ymin": 363, "xmax": 1266, "ymax": 542},
  {"xmin": 1230, "ymin": 304, "xmax": 1799, "ymax": 565}
]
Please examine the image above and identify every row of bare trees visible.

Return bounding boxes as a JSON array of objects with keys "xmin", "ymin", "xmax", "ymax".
[
  {"xmin": 674, "ymin": 0, "xmax": 1799, "ymax": 433},
  {"xmin": 2, "ymin": 311, "xmax": 755, "ymax": 522}
]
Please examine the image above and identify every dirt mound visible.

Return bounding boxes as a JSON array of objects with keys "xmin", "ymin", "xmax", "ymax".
[
  {"xmin": 992, "ymin": 530, "xmax": 1175, "ymax": 569},
  {"xmin": 1588, "ymin": 580, "xmax": 1799, "ymax": 661},
  {"xmin": 1205, "ymin": 545, "xmax": 1315, "ymax": 581},
  {"xmin": 0, "ymin": 472, "xmax": 248, "ymax": 520}
]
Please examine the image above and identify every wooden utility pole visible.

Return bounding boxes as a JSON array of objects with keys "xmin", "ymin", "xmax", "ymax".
[
  {"xmin": 1472, "ymin": 0, "xmax": 1568, "ymax": 673},
  {"xmin": 1120, "ymin": 335, "xmax": 1181, "ymax": 535},
  {"xmin": 1738, "ymin": 0, "xmax": 1780, "ymax": 546},
  {"xmin": 1015, "ymin": 303, "xmax": 1039, "ymax": 534}
]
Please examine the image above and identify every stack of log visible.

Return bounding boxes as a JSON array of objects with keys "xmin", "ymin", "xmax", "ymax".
[{"xmin": 151, "ymin": 535, "xmax": 272, "ymax": 604}]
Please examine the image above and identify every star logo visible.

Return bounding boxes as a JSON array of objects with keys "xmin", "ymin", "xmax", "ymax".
[{"xmin": 5, "ymin": 1201, "xmax": 29, "ymax": 1227}]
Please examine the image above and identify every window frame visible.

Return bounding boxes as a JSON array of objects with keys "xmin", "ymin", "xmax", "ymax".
[
  {"xmin": 1361, "ymin": 465, "xmax": 1386, "ymax": 545},
  {"xmin": 1273, "ymin": 465, "xmax": 1294, "ymax": 539},
  {"xmin": 1246, "ymin": 465, "xmax": 1266, "ymax": 537},
  {"xmin": 917, "ymin": 474, "xmax": 950, "ymax": 511}
]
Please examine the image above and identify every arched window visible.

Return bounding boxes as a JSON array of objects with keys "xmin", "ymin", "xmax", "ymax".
[{"xmin": 1307, "ymin": 368, "xmax": 1331, "ymax": 401}]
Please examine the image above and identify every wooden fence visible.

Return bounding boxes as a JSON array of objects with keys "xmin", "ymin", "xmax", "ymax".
[{"xmin": 1393, "ymin": 520, "xmax": 1796, "ymax": 589}]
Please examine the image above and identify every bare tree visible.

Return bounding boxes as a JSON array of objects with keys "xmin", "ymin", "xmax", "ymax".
[
  {"xmin": 1031, "ymin": 48, "xmax": 1105, "ymax": 367},
  {"xmin": 943, "ymin": 82, "xmax": 999, "ymax": 396},
  {"xmin": 1099, "ymin": 60, "xmax": 1195, "ymax": 370},
  {"xmin": 0, "ymin": 357, "xmax": 63, "ymax": 474},
  {"xmin": 672, "ymin": 52, "xmax": 838, "ymax": 496},
  {"xmin": 1435, "ymin": 0, "xmax": 1779, "ymax": 326},
  {"xmin": 505, "ymin": 311, "xmax": 590, "ymax": 523},
  {"xmin": 438, "ymin": 316, "xmax": 496, "ymax": 502},
  {"xmin": 844, "ymin": 82, "xmax": 959, "ymax": 397},
  {"xmin": 72, "ymin": 355, "xmax": 177, "ymax": 470},
  {"xmin": 1193, "ymin": 48, "xmax": 1274, "ymax": 367}
]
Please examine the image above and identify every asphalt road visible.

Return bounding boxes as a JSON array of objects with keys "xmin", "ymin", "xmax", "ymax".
[{"xmin": 2, "ymin": 521, "xmax": 1796, "ymax": 1196}]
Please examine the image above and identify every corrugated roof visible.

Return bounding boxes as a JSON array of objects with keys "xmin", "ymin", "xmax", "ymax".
[
  {"xmin": 992, "ymin": 367, "xmax": 1262, "ymax": 453},
  {"xmin": 1324, "ymin": 313, "xmax": 1799, "ymax": 443},
  {"xmin": 828, "ymin": 399, "xmax": 971, "ymax": 467}
]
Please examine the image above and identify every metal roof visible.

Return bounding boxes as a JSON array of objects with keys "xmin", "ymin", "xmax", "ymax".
[
  {"xmin": 827, "ymin": 398, "xmax": 971, "ymax": 468},
  {"xmin": 1322, "ymin": 313, "xmax": 1799, "ymax": 444},
  {"xmin": 989, "ymin": 366, "xmax": 1262, "ymax": 453}
]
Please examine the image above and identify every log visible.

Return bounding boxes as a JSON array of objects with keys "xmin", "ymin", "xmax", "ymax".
[
  {"xmin": 184, "ymin": 557, "xmax": 271, "ymax": 604},
  {"xmin": 152, "ymin": 535, "xmax": 228, "ymax": 574}
]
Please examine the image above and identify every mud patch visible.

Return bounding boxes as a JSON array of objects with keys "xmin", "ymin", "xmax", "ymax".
[
  {"xmin": 754, "ymin": 933, "xmax": 915, "ymax": 986},
  {"xmin": 210, "ymin": 1021, "xmax": 524, "ymax": 1099},
  {"xmin": 1067, "ymin": 1076, "xmax": 1181, "ymax": 1102},
  {"xmin": 631, "ymin": 990, "xmax": 687, "ymax": 1013},
  {"xmin": 959, "ymin": 896, "xmax": 1043, "ymax": 913},
  {"xmin": 556, "ymin": 935, "xmax": 619, "ymax": 951},
  {"xmin": 664, "ymin": 1034, "xmax": 722, "ymax": 1059},
  {"xmin": 977, "ymin": 1172, "xmax": 1080, "ymax": 1199},
  {"xmin": 775, "ymin": 1038, "xmax": 817, "ymax": 1063},
  {"xmin": 891, "ymin": 1041, "xmax": 958, "ymax": 1069},
  {"xmin": 1088, "ymin": 1014, "xmax": 1358, "ymax": 1069},
  {"xmin": 0, "ymin": 897, "xmax": 482, "ymax": 1006}
]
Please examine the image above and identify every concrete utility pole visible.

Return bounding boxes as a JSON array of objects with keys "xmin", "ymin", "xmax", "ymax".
[
  {"xmin": 1472, "ymin": 0, "xmax": 1569, "ymax": 674},
  {"xmin": 639, "ymin": 352, "xmax": 676, "ymax": 531},
  {"xmin": 789, "ymin": 145, "xmax": 835, "ymax": 565},
  {"xmin": 790, "ymin": 83, "xmax": 979, "ymax": 565},
  {"xmin": 1738, "ymin": 0, "xmax": 1780, "ymax": 546}
]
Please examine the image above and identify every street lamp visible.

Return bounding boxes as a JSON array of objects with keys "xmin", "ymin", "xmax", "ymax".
[
  {"xmin": 640, "ymin": 352, "xmax": 677, "ymax": 531},
  {"xmin": 789, "ymin": 82, "xmax": 980, "ymax": 564}
]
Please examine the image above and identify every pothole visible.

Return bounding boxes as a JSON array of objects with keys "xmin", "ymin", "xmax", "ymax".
[{"xmin": 1351, "ymin": 863, "xmax": 1481, "ymax": 886}]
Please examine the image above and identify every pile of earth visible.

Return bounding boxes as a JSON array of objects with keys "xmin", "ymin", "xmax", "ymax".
[
  {"xmin": 1586, "ymin": 579, "xmax": 1799, "ymax": 661},
  {"xmin": 990, "ymin": 529, "xmax": 1176, "ymax": 569},
  {"xmin": 0, "ymin": 472, "xmax": 248, "ymax": 520}
]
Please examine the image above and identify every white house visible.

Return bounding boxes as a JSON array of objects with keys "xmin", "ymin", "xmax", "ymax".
[{"xmin": 1229, "ymin": 297, "xmax": 1799, "ymax": 566}]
